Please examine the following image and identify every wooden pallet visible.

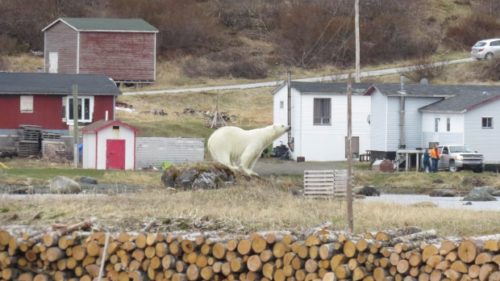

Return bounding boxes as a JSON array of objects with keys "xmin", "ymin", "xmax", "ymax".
[{"xmin": 304, "ymin": 169, "xmax": 347, "ymax": 198}]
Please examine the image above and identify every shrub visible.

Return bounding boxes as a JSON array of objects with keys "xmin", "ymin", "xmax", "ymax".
[
  {"xmin": 478, "ymin": 58, "xmax": 500, "ymax": 81},
  {"xmin": 107, "ymin": 0, "xmax": 225, "ymax": 54},
  {"xmin": 182, "ymin": 49, "xmax": 268, "ymax": 79},
  {"xmin": 445, "ymin": 15, "xmax": 500, "ymax": 50},
  {"xmin": 0, "ymin": 34, "xmax": 19, "ymax": 55},
  {"xmin": 0, "ymin": 57, "xmax": 9, "ymax": 71}
]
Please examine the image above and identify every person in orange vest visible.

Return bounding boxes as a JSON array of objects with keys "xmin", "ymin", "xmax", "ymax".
[{"xmin": 430, "ymin": 144, "xmax": 440, "ymax": 172}]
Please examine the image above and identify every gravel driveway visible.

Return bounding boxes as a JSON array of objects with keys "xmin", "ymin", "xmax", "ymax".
[{"xmin": 254, "ymin": 158, "xmax": 344, "ymax": 176}]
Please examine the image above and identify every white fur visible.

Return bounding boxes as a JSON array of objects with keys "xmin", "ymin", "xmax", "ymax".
[{"xmin": 208, "ymin": 124, "xmax": 290, "ymax": 176}]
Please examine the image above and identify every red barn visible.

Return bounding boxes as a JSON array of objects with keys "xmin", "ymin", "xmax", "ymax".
[
  {"xmin": 0, "ymin": 72, "xmax": 120, "ymax": 135},
  {"xmin": 42, "ymin": 17, "xmax": 158, "ymax": 83}
]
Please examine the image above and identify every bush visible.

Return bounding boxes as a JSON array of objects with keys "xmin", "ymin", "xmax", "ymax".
[
  {"xmin": 478, "ymin": 58, "xmax": 500, "ymax": 81},
  {"xmin": 107, "ymin": 0, "xmax": 225, "ymax": 55},
  {"xmin": 0, "ymin": 34, "xmax": 19, "ymax": 55},
  {"xmin": 182, "ymin": 48, "xmax": 268, "ymax": 79},
  {"xmin": 445, "ymin": 15, "xmax": 500, "ymax": 50},
  {"xmin": 0, "ymin": 57, "xmax": 9, "ymax": 71}
]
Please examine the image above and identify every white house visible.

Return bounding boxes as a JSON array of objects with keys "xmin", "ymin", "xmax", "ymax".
[
  {"xmin": 273, "ymin": 82, "xmax": 372, "ymax": 161},
  {"xmin": 367, "ymin": 83, "xmax": 500, "ymax": 163}
]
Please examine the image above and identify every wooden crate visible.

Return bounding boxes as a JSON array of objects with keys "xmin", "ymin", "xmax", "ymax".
[{"xmin": 304, "ymin": 170, "xmax": 347, "ymax": 198}]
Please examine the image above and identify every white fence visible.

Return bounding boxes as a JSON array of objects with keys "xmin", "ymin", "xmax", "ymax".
[
  {"xmin": 135, "ymin": 137, "xmax": 204, "ymax": 169},
  {"xmin": 303, "ymin": 170, "xmax": 347, "ymax": 198}
]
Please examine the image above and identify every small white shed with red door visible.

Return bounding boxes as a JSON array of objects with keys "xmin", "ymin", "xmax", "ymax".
[{"xmin": 82, "ymin": 120, "xmax": 137, "ymax": 170}]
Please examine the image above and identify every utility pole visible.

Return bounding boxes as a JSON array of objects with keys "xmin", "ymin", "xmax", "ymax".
[
  {"xmin": 354, "ymin": 0, "xmax": 361, "ymax": 83},
  {"xmin": 346, "ymin": 75, "xmax": 354, "ymax": 233},
  {"xmin": 72, "ymin": 84, "xmax": 79, "ymax": 168},
  {"xmin": 287, "ymin": 70, "xmax": 292, "ymax": 150}
]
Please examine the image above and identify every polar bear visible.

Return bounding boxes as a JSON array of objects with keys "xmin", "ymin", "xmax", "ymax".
[{"xmin": 208, "ymin": 124, "xmax": 290, "ymax": 176}]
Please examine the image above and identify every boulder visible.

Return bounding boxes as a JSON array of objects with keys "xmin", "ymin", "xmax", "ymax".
[
  {"xmin": 161, "ymin": 166, "xmax": 180, "ymax": 188},
  {"xmin": 429, "ymin": 189, "xmax": 457, "ymax": 197},
  {"xmin": 463, "ymin": 187, "xmax": 497, "ymax": 201},
  {"xmin": 78, "ymin": 176, "xmax": 98, "ymax": 185},
  {"xmin": 491, "ymin": 189, "xmax": 500, "ymax": 197},
  {"xmin": 49, "ymin": 176, "xmax": 81, "ymax": 194},
  {"xmin": 175, "ymin": 168, "xmax": 200, "ymax": 188},
  {"xmin": 192, "ymin": 172, "xmax": 217, "ymax": 189},
  {"xmin": 355, "ymin": 185, "xmax": 380, "ymax": 196}
]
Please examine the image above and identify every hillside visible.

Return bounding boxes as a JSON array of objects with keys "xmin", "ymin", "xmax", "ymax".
[{"xmin": 1, "ymin": 0, "xmax": 500, "ymax": 138}]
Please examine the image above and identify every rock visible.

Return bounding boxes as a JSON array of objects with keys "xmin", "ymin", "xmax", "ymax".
[
  {"xmin": 161, "ymin": 166, "xmax": 180, "ymax": 188},
  {"xmin": 355, "ymin": 185, "xmax": 380, "ymax": 196},
  {"xmin": 175, "ymin": 168, "xmax": 199, "ymax": 188},
  {"xmin": 192, "ymin": 172, "xmax": 217, "ymax": 189},
  {"xmin": 463, "ymin": 187, "xmax": 497, "ymax": 201},
  {"xmin": 491, "ymin": 189, "xmax": 500, "ymax": 196},
  {"xmin": 49, "ymin": 176, "xmax": 81, "ymax": 194},
  {"xmin": 463, "ymin": 201, "xmax": 472, "ymax": 205},
  {"xmin": 372, "ymin": 159, "xmax": 394, "ymax": 172},
  {"xmin": 429, "ymin": 189, "xmax": 457, "ymax": 197},
  {"xmin": 78, "ymin": 176, "xmax": 98, "ymax": 185}
]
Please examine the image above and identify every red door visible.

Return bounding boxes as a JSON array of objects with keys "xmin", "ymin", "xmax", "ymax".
[{"xmin": 106, "ymin": 139, "xmax": 125, "ymax": 170}]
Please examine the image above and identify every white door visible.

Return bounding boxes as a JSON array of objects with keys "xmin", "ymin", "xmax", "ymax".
[{"xmin": 48, "ymin": 52, "xmax": 58, "ymax": 73}]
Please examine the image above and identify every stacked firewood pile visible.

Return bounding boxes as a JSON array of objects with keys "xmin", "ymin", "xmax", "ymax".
[{"xmin": 0, "ymin": 226, "xmax": 499, "ymax": 281}]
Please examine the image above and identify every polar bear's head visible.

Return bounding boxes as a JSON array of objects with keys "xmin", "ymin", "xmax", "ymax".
[{"xmin": 271, "ymin": 124, "xmax": 291, "ymax": 136}]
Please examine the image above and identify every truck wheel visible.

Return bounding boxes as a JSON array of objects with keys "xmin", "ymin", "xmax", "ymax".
[{"xmin": 449, "ymin": 161, "xmax": 457, "ymax": 172}]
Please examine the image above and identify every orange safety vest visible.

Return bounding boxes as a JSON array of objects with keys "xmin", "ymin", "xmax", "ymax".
[{"xmin": 430, "ymin": 148, "xmax": 440, "ymax": 159}]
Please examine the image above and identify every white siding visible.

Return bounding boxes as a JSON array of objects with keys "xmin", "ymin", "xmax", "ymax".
[
  {"xmin": 272, "ymin": 85, "xmax": 291, "ymax": 148},
  {"xmin": 386, "ymin": 97, "xmax": 400, "ymax": 151},
  {"xmin": 136, "ymin": 137, "xmax": 204, "ymax": 168},
  {"xmin": 370, "ymin": 90, "xmax": 388, "ymax": 151},
  {"xmin": 82, "ymin": 133, "xmax": 96, "ymax": 168},
  {"xmin": 422, "ymin": 113, "xmax": 464, "ymax": 147},
  {"xmin": 464, "ymin": 99, "xmax": 500, "ymax": 162},
  {"xmin": 404, "ymin": 97, "xmax": 441, "ymax": 149},
  {"xmin": 296, "ymin": 94, "xmax": 371, "ymax": 161},
  {"xmin": 96, "ymin": 126, "xmax": 135, "ymax": 170}
]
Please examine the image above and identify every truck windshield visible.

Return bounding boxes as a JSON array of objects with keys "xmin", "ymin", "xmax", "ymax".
[{"xmin": 449, "ymin": 146, "xmax": 473, "ymax": 153}]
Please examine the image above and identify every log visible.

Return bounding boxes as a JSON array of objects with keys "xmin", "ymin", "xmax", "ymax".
[
  {"xmin": 186, "ymin": 264, "xmax": 199, "ymax": 280},
  {"xmin": 334, "ymin": 264, "xmax": 351, "ymax": 279},
  {"xmin": 251, "ymin": 235, "xmax": 267, "ymax": 254},
  {"xmin": 247, "ymin": 255, "xmax": 262, "ymax": 272},
  {"xmin": 475, "ymin": 253, "xmax": 493, "ymax": 265},
  {"xmin": 353, "ymin": 266, "xmax": 368, "ymax": 281},
  {"xmin": 344, "ymin": 240, "xmax": 357, "ymax": 258},
  {"xmin": 46, "ymin": 247, "xmax": 65, "ymax": 262},
  {"xmin": 478, "ymin": 264, "xmax": 495, "ymax": 281},
  {"xmin": 458, "ymin": 240, "xmax": 477, "ymax": 263},
  {"xmin": 212, "ymin": 243, "xmax": 226, "ymax": 259},
  {"xmin": 422, "ymin": 245, "xmax": 438, "ymax": 262},
  {"xmin": 200, "ymin": 266, "xmax": 214, "ymax": 280},
  {"xmin": 238, "ymin": 239, "xmax": 252, "ymax": 256}
]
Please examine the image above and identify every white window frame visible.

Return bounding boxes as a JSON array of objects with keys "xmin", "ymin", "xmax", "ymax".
[
  {"xmin": 20, "ymin": 96, "xmax": 34, "ymax": 113},
  {"xmin": 65, "ymin": 96, "xmax": 94, "ymax": 124},
  {"xmin": 482, "ymin": 117, "xmax": 493, "ymax": 129}
]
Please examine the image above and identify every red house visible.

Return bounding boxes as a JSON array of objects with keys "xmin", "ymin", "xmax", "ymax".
[
  {"xmin": 0, "ymin": 72, "xmax": 120, "ymax": 135},
  {"xmin": 42, "ymin": 17, "xmax": 158, "ymax": 83}
]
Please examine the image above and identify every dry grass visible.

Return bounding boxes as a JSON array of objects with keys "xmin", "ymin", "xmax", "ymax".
[
  {"xmin": 117, "ymin": 88, "xmax": 273, "ymax": 137},
  {"xmin": 0, "ymin": 184, "xmax": 498, "ymax": 236},
  {"xmin": 5, "ymin": 54, "xmax": 43, "ymax": 72}
]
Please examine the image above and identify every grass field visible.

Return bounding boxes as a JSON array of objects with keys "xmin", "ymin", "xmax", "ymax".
[{"xmin": 0, "ymin": 183, "xmax": 498, "ymax": 236}]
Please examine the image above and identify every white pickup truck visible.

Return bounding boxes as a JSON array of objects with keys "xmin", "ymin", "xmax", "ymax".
[{"xmin": 438, "ymin": 145, "xmax": 484, "ymax": 173}]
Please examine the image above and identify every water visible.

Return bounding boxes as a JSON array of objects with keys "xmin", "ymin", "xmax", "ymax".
[{"xmin": 363, "ymin": 194, "xmax": 500, "ymax": 211}]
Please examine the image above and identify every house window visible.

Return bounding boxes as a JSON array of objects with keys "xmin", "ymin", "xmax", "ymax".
[
  {"xmin": 279, "ymin": 101, "xmax": 284, "ymax": 109},
  {"xmin": 66, "ymin": 96, "xmax": 94, "ymax": 123},
  {"xmin": 482, "ymin": 117, "xmax": 493, "ymax": 129},
  {"xmin": 313, "ymin": 98, "xmax": 331, "ymax": 125},
  {"xmin": 446, "ymin": 118, "xmax": 451, "ymax": 132},
  {"xmin": 434, "ymin": 118, "xmax": 440, "ymax": 132},
  {"xmin": 20, "ymin": 96, "xmax": 33, "ymax": 113}
]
